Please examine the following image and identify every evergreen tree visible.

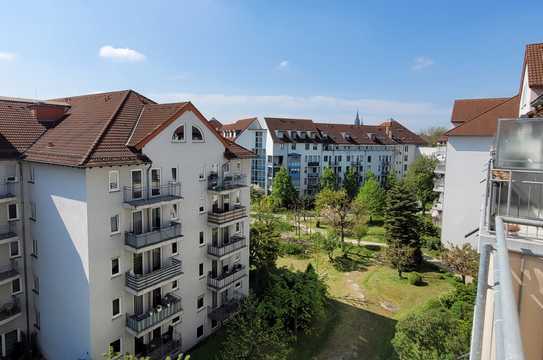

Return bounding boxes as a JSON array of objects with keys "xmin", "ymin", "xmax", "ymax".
[
  {"xmin": 342, "ymin": 167, "xmax": 359, "ymax": 200},
  {"xmin": 270, "ymin": 167, "xmax": 297, "ymax": 209},
  {"xmin": 319, "ymin": 166, "xmax": 337, "ymax": 191},
  {"xmin": 384, "ymin": 181, "xmax": 422, "ymax": 267},
  {"xmin": 355, "ymin": 171, "xmax": 385, "ymax": 222}
]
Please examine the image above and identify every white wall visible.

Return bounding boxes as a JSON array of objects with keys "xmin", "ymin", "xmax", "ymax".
[
  {"xmin": 27, "ymin": 163, "xmax": 90, "ymax": 360},
  {"xmin": 441, "ymin": 136, "xmax": 493, "ymax": 248}
]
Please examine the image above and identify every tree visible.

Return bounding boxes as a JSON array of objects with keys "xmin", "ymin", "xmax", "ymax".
[
  {"xmin": 404, "ymin": 156, "xmax": 438, "ymax": 212},
  {"xmin": 342, "ymin": 167, "xmax": 359, "ymax": 200},
  {"xmin": 270, "ymin": 167, "xmax": 297, "ymax": 209},
  {"xmin": 250, "ymin": 220, "xmax": 281, "ymax": 274},
  {"xmin": 384, "ymin": 182, "xmax": 422, "ymax": 268},
  {"xmin": 221, "ymin": 297, "xmax": 290, "ymax": 360},
  {"xmin": 355, "ymin": 172, "xmax": 385, "ymax": 222},
  {"xmin": 385, "ymin": 242, "xmax": 415, "ymax": 278},
  {"xmin": 319, "ymin": 166, "xmax": 337, "ymax": 191},
  {"xmin": 442, "ymin": 244, "xmax": 479, "ymax": 284},
  {"xmin": 321, "ymin": 231, "xmax": 340, "ymax": 261},
  {"xmin": 103, "ymin": 348, "xmax": 191, "ymax": 360},
  {"xmin": 315, "ymin": 189, "xmax": 351, "ymax": 244},
  {"xmin": 352, "ymin": 221, "xmax": 368, "ymax": 247},
  {"xmin": 418, "ymin": 126, "xmax": 448, "ymax": 146}
]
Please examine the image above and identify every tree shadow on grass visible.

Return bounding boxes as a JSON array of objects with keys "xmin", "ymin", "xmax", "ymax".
[{"xmin": 331, "ymin": 250, "xmax": 374, "ymax": 272}]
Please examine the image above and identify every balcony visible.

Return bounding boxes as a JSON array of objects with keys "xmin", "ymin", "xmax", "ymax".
[
  {"xmin": 0, "ymin": 182, "xmax": 16, "ymax": 204},
  {"xmin": 208, "ymin": 173, "xmax": 247, "ymax": 192},
  {"xmin": 0, "ymin": 223, "xmax": 17, "ymax": 244},
  {"xmin": 0, "ymin": 299, "xmax": 21, "ymax": 326},
  {"xmin": 207, "ymin": 206, "xmax": 247, "ymax": 225},
  {"xmin": 207, "ymin": 264, "xmax": 246, "ymax": 290},
  {"xmin": 126, "ymin": 294, "xmax": 182, "ymax": 336},
  {"xmin": 122, "ymin": 183, "xmax": 182, "ymax": 209},
  {"xmin": 137, "ymin": 338, "xmax": 182, "ymax": 360},
  {"xmin": 208, "ymin": 296, "xmax": 243, "ymax": 322},
  {"xmin": 126, "ymin": 258, "xmax": 183, "ymax": 294},
  {"xmin": 433, "ymin": 178, "xmax": 444, "ymax": 192},
  {"xmin": 207, "ymin": 235, "xmax": 247, "ymax": 258},
  {"xmin": 0, "ymin": 261, "xmax": 19, "ymax": 285},
  {"xmin": 434, "ymin": 162, "xmax": 445, "ymax": 174},
  {"xmin": 125, "ymin": 222, "xmax": 182, "ymax": 251},
  {"xmin": 307, "ymin": 161, "xmax": 320, "ymax": 167}
]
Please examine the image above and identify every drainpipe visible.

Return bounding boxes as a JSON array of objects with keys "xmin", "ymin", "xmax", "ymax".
[{"xmin": 17, "ymin": 161, "xmax": 31, "ymax": 350}]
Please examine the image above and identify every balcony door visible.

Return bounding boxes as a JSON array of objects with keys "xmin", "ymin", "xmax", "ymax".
[
  {"xmin": 151, "ymin": 207, "xmax": 161, "ymax": 231},
  {"xmin": 151, "ymin": 168, "xmax": 161, "ymax": 197},
  {"xmin": 152, "ymin": 248, "xmax": 161, "ymax": 271},
  {"xmin": 212, "ymin": 195, "xmax": 219, "ymax": 213},
  {"xmin": 212, "ymin": 228, "xmax": 218, "ymax": 247},
  {"xmin": 134, "ymin": 295, "xmax": 144, "ymax": 315},
  {"xmin": 133, "ymin": 253, "xmax": 143, "ymax": 275},
  {"xmin": 152, "ymin": 288, "xmax": 161, "ymax": 308},
  {"xmin": 222, "ymin": 194, "xmax": 230, "ymax": 212},
  {"xmin": 223, "ymin": 227, "xmax": 230, "ymax": 245},
  {"xmin": 211, "ymin": 260, "xmax": 218, "ymax": 277},
  {"xmin": 133, "ymin": 211, "xmax": 143, "ymax": 235},
  {"xmin": 131, "ymin": 170, "xmax": 143, "ymax": 199},
  {"xmin": 221, "ymin": 289, "xmax": 228, "ymax": 304},
  {"xmin": 212, "ymin": 291, "xmax": 217, "ymax": 308}
]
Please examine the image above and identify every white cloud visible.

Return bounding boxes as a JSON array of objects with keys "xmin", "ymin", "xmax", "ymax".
[
  {"xmin": 99, "ymin": 45, "xmax": 146, "ymax": 62},
  {"xmin": 277, "ymin": 60, "xmax": 289, "ymax": 70},
  {"xmin": 412, "ymin": 56, "xmax": 434, "ymax": 71},
  {"xmin": 0, "ymin": 52, "xmax": 16, "ymax": 61},
  {"xmin": 152, "ymin": 92, "xmax": 450, "ymax": 131}
]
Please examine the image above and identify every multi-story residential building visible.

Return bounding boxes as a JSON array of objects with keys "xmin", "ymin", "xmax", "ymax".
[
  {"xmin": 440, "ymin": 43, "xmax": 543, "ymax": 249},
  {"xmin": 0, "ymin": 91, "xmax": 253, "ymax": 359},
  {"xmin": 220, "ymin": 118, "xmax": 267, "ymax": 191},
  {"xmin": 261, "ymin": 117, "xmax": 424, "ymax": 196}
]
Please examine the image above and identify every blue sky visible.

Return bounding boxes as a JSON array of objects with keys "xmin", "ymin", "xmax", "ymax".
[{"xmin": 0, "ymin": 0, "xmax": 541, "ymax": 131}]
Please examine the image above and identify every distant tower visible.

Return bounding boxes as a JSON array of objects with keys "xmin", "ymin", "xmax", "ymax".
[{"xmin": 354, "ymin": 110, "xmax": 362, "ymax": 126}]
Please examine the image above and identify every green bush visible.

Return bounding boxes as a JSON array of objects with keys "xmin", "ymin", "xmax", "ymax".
[
  {"xmin": 279, "ymin": 241, "xmax": 306, "ymax": 256},
  {"xmin": 422, "ymin": 235, "xmax": 442, "ymax": 251},
  {"xmin": 407, "ymin": 272, "xmax": 423, "ymax": 286},
  {"xmin": 418, "ymin": 214, "xmax": 440, "ymax": 238}
]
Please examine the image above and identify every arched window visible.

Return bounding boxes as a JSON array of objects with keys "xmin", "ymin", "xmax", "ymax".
[
  {"xmin": 192, "ymin": 125, "xmax": 204, "ymax": 141},
  {"xmin": 172, "ymin": 125, "xmax": 185, "ymax": 142}
]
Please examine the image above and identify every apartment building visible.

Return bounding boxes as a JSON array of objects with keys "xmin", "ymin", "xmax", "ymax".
[
  {"xmin": 0, "ymin": 91, "xmax": 253, "ymax": 359},
  {"xmin": 260, "ymin": 117, "xmax": 424, "ymax": 196},
  {"xmin": 441, "ymin": 43, "xmax": 543, "ymax": 249},
  {"xmin": 220, "ymin": 118, "xmax": 267, "ymax": 191}
]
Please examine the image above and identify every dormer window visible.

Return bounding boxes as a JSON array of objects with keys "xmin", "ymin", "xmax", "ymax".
[
  {"xmin": 172, "ymin": 125, "xmax": 185, "ymax": 142},
  {"xmin": 192, "ymin": 125, "xmax": 204, "ymax": 142}
]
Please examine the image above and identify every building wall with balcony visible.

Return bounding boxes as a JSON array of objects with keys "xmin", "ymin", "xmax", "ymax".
[
  {"xmin": 234, "ymin": 119, "xmax": 267, "ymax": 190},
  {"xmin": 24, "ymin": 162, "xmax": 90, "ymax": 360},
  {"xmin": 441, "ymin": 136, "xmax": 493, "ymax": 248}
]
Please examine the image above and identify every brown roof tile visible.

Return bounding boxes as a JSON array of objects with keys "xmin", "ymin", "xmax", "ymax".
[
  {"xmin": 450, "ymin": 98, "xmax": 510, "ymax": 124},
  {"xmin": 525, "ymin": 43, "xmax": 543, "ymax": 88},
  {"xmin": 446, "ymin": 95, "xmax": 520, "ymax": 137},
  {"xmin": 221, "ymin": 117, "xmax": 257, "ymax": 139}
]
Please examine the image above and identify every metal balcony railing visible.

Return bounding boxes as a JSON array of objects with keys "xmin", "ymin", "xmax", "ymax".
[
  {"xmin": 0, "ymin": 260, "xmax": 19, "ymax": 283},
  {"xmin": 207, "ymin": 235, "xmax": 247, "ymax": 257},
  {"xmin": 433, "ymin": 178, "xmax": 444, "ymax": 191},
  {"xmin": 123, "ymin": 183, "xmax": 182, "ymax": 206},
  {"xmin": 0, "ymin": 298, "xmax": 21, "ymax": 324},
  {"xmin": 0, "ymin": 222, "xmax": 17, "ymax": 241},
  {"xmin": 0, "ymin": 182, "xmax": 15, "ymax": 200},
  {"xmin": 434, "ymin": 162, "xmax": 446, "ymax": 174},
  {"xmin": 126, "ymin": 294, "xmax": 182, "ymax": 334},
  {"xmin": 126, "ymin": 258, "xmax": 183, "ymax": 293},
  {"xmin": 207, "ymin": 206, "xmax": 247, "ymax": 225},
  {"xmin": 125, "ymin": 222, "xmax": 182, "ymax": 250},
  {"xmin": 207, "ymin": 264, "xmax": 246, "ymax": 290},
  {"xmin": 208, "ymin": 293, "xmax": 244, "ymax": 322},
  {"xmin": 208, "ymin": 173, "xmax": 247, "ymax": 192}
]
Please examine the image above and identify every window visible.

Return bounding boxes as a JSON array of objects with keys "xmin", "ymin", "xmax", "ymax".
[
  {"xmin": 108, "ymin": 171, "xmax": 119, "ymax": 192},
  {"xmin": 34, "ymin": 276, "xmax": 39, "ymax": 293},
  {"xmin": 172, "ymin": 242, "xmax": 178, "ymax": 255},
  {"xmin": 172, "ymin": 316, "xmax": 180, "ymax": 325},
  {"xmin": 171, "ymin": 203, "xmax": 178, "ymax": 219},
  {"xmin": 235, "ymin": 222, "xmax": 241, "ymax": 233},
  {"xmin": 199, "ymin": 205, "xmax": 205, "ymax": 214},
  {"xmin": 110, "ymin": 339, "xmax": 121, "ymax": 354},
  {"xmin": 34, "ymin": 308, "xmax": 40, "ymax": 329},
  {"xmin": 198, "ymin": 166, "xmax": 205, "ymax": 180},
  {"xmin": 197, "ymin": 325, "xmax": 204, "ymax": 338},
  {"xmin": 235, "ymin": 281, "xmax": 241, "ymax": 289},
  {"xmin": 197, "ymin": 295, "xmax": 204, "ymax": 310},
  {"xmin": 305, "ymin": 144, "xmax": 310, "ymax": 150},
  {"xmin": 192, "ymin": 126, "xmax": 204, "ymax": 141},
  {"xmin": 171, "ymin": 167, "xmax": 177, "ymax": 182},
  {"xmin": 172, "ymin": 125, "xmax": 185, "ymax": 142},
  {"xmin": 367, "ymin": 156, "xmax": 372, "ymax": 163},
  {"xmin": 28, "ymin": 167, "xmax": 35, "ymax": 183},
  {"xmin": 7, "ymin": 204, "xmax": 17, "ymax": 221},
  {"xmin": 198, "ymin": 263, "xmax": 204, "ymax": 277},
  {"xmin": 291, "ymin": 144, "xmax": 296, "ymax": 150},
  {"xmin": 32, "ymin": 238, "xmax": 38, "ymax": 257},
  {"xmin": 30, "ymin": 202, "xmax": 36, "ymax": 220},
  {"xmin": 235, "ymin": 190, "xmax": 240, "ymax": 204},
  {"xmin": 313, "ymin": 145, "xmax": 317, "ymax": 150},
  {"xmin": 112, "ymin": 298, "xmax": 121, "ymax": 318},
  {"xmin": 9, "ymin": 241, "xmax": 19, "ymax": 258},
  {"xmin": 172, "ymin": 280, "xmax": 178, "ymax": 291},
  {"xmin": 11, "ymin": 278, "xmax": 21, "ymax": 295},
  {"xmin": 199, "ymin": 231, "xmax": 205, "ymax": 246},
  {"xmin": 110, "ymin": 215, "xmax": 120, "ymax": 234},
  {"xmin": 111, "ymin": 258, "xmax": 120, "ymax": 277},
  {"xmin": 211, "ymin": 319, "xmax": 218, "ymax": 328}
]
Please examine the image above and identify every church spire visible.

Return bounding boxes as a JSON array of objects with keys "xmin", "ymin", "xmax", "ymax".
[{"xmin": 355, "ymin": 110, "xmax": 362, "ymax": 126}]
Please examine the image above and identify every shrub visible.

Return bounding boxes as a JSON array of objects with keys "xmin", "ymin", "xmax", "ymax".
[
  {"xmin": 279, "ymin": 241, "xmax": 307, "ymax": 256},
  {"xmin": 423, "ymin": 235, "xmax": 442, "ymax": 251},
  {"xmin": 408, "ymin": 272, "xmax": 423, "ymax": 286}
]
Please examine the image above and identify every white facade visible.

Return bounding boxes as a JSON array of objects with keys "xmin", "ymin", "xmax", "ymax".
[
  {"xmin": 229, "ymin": 119, "xmax": 267, "ymax": 190},
  {"xmin": 440, "ymin": 136, "xmax": 493, "ymax": 247},
  {"xmin": 25, "ymin": 111, "xmax": 251, "ymax": 359}
]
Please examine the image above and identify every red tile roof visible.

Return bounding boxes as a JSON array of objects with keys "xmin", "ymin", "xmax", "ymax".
[
  {"xmin": 221, "ymin": 117, "xmax": 257, "ymax": 139},
  {"xmin": 450, "ymin": 98, "xmax": 510, "ymax": 125},
  {"xmin": 525, "ymin": 43, "xmax": 543, "ymax": 89},
  {"xmin": 445, "ymin": 95, "xmax": 520, "ymax": 137}
]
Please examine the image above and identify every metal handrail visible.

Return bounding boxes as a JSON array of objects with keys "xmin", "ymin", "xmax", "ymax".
[
  {"xmin": 125, "ymin": 222, "xmax": 182, "ymax": 249},
  {"xmin": 123, "ymin": 183, "xmax": 181, "ymax": 203}
]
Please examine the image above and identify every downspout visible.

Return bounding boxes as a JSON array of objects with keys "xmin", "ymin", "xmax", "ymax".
[{"xmin": 17, "ymin": 160, "xmax": 31, "ymax": 349}]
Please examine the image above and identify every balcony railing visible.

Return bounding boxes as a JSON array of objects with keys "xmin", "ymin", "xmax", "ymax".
[
  {"xmin": 208, "ymin": 173, "xmax": 247, "ymax": 192},
  {"xmin": 207, "ymin": 235, "xmax": 247, "ymax": 258},
  {"xmin": 207, "ymin": 264, "xmax": 246, "ymax": 290},
  {"xmin": 0, "ymin": 182, "xmax": 16, "ymax": 200},
  {"xmin": 307, "ymin": 161, "xmax": 320, "ymax": 167},
  {"xmin": 0, "ymin": 222, "xmax": 17, "ymax": 242},
  {"xmin": 0, "ymin": 299, "xmax": 21, "ymax": 325},
  {"xmin": 126, "ymin": 258, "xmax": 183, "ymax": 293},
  {"xmin": 126, "ymin": 294, "xmax": 182, "ymax": 334},
  {"xmin": 125, "ymin": 222, "xmax": 182, "ymax": 250},
  {"xmin": 433, "ymin": 178, "xmax": 444, "ymax": 191},
  {"xmin": 139, "ymin": 339, "xmax": 182, "ymax": 360},
  {"xmin": 207, "ymin": 206, "xmax": 247, "ymax": 225},
  {"xmin": 208, "ymin": 295, "xmax": 244, "ymax": 322},
  {"xmin": 434, "ymin": 162, "xmax": 446, "ymax": 174},
  {"xmin": 0, "ymin": 261, "xmax": 19, "ymax": 283},
  {"xmin": 123, "ymin": 183, "xmax": 182, "ymax": 207}
]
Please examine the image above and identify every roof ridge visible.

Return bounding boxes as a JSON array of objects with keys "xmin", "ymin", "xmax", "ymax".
[{"xmin": 79, "ymin": 90, "xmax": 131, "ymax": 166}]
